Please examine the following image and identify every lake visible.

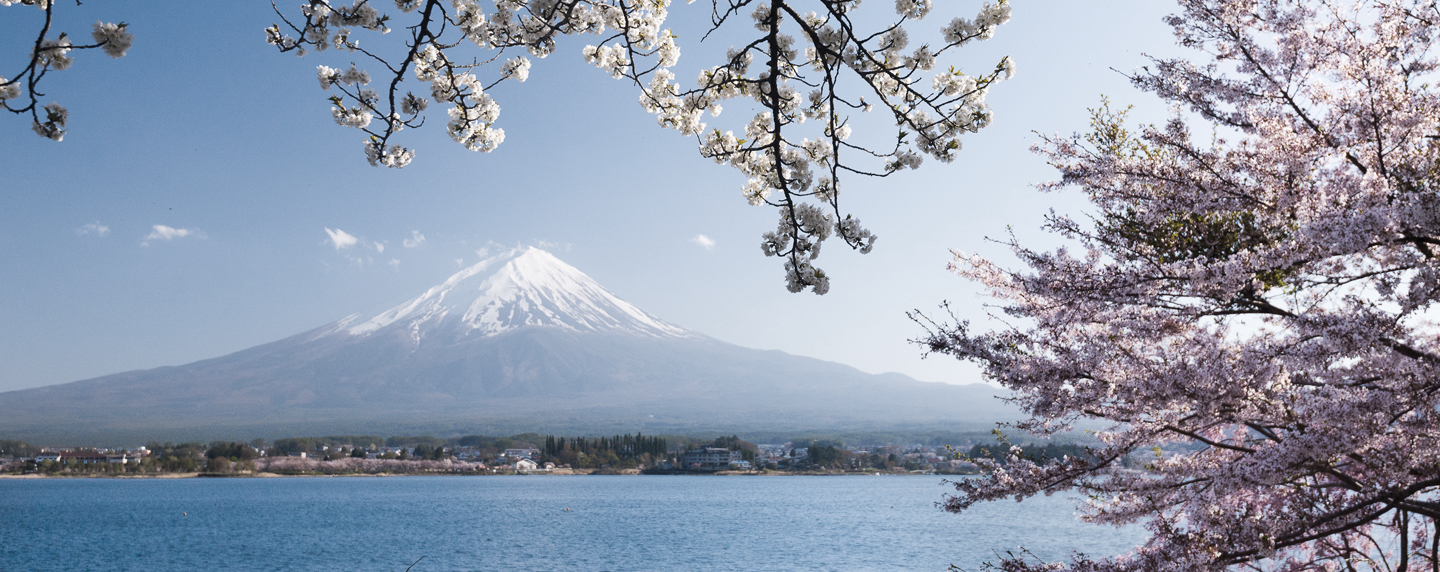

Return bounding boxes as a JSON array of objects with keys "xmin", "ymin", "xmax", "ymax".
[{"xmin": 0, "ymin": 475, "xmax": 1143, "ymax": 571}]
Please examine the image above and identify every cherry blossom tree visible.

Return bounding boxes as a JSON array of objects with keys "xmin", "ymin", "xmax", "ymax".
[
  {"xmin": 914, "ymin": 1, "xmax": 1440, "ymax": 570},
  {"xmin": 2, "ymin": 0, "xmax": 1013, "ymax": 294}
]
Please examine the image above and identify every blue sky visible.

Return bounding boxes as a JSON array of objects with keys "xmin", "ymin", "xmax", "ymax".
[{"xmin": 0, "ymin": 1, "xmax": 1184, "ymax": 392}]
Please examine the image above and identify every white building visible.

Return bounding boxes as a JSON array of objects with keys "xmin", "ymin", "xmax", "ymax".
[{"xmin": 680, "ymin": 448, "xmax": 743, "ymax": 471}]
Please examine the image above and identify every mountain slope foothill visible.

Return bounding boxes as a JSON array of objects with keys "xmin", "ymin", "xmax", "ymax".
[{"xmin": 0, "ymin": 247, "xmax": 1014, "ymax": 444}]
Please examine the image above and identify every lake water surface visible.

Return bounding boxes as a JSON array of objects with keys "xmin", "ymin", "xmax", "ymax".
[{"xmin": 0, "ymin": 475, "xmax": 1143, "ymax": 571}]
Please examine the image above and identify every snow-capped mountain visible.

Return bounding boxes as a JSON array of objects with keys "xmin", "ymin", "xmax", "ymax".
[
  {"xmin": 0, "ymin": 247, "xmax": 1015, "ymax": 445},
  {"xmin": 342, "ymin": 246, "xmax": 688, "ymax": 342}
]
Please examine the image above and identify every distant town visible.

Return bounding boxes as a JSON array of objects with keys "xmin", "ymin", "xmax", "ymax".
[{"xmin": 0, "ymin": 434, "xmax": 1105, "ymax": 477}]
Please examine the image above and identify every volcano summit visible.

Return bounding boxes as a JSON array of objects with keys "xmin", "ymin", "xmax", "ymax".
[
  {"xmin": 0, "ymin": 247, "xmax": 1010, "ymax": 444},
  {"xmin": 343, "ymin": 247, "xmax": 688, "ymax": 341}
]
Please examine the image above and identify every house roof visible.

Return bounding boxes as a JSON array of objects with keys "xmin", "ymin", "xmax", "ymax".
[{"xmin": 57, "ymin": 451, "xmax": 108, "ymax": 459}]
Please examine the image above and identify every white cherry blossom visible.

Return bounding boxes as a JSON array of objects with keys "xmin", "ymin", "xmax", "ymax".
[
  {"xmin": 263, "ymin": 0, "xmax": 1013, "ymax": 292},
  {"xmin": 5, "ymin": 0, "xmax": 1011, "ymax": 294},
  {"xmin": 3, "ymin": 2, "xmax": 131, "ymax": 141}
]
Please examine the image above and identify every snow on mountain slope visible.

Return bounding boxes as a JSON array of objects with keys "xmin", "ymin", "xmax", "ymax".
[
  {"xmin": 0, "ymin": 246, "xmax": 1022, "ymax": 444},
  {"xmin": 344, "ymin": 247, "xmax": 689, "ymax": 342}
]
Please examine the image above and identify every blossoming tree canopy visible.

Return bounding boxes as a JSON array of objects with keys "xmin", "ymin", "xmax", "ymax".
[
  {"xmin": 0, "ymin": 0, "xmax": 132, "ymax": 142},
  {"xmin": 913, "ymin": 0, "xmax": 1440, "ymax": 570},
  {"xmin": 266, "ymin": 0, "xmax": 1014, "ymax": 295},
  {"xmin": 2, "ymin": 0, "xmax": 1013, "ymax": 295}
]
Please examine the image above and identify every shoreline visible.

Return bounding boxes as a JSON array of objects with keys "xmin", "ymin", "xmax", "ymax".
[{"xmin": 0, "ymin": 469, "xmax": 965, "ymax": 480}]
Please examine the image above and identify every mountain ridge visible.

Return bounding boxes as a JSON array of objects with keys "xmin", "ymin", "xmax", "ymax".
[{"xmin": 0, "ymin": 247, "xmax": 1013, "ymax": 445}]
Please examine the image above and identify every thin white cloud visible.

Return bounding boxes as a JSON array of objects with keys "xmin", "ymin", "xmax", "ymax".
[
  {"xmin": 474, "ymin": 241, "xmax": 504, "ymax": 260},
  {"xmin": 373, "ymin": 241, "xmax": 386, "ymax": 253},
  {"xmin": 388, "ymin": 258, "xmax": 401, "ymax": 270},
  {"xmin": 692, "ymin": 234, "xmax": 716, "ymax": 250},
  {"xmin": 142, "ymin": 224, "xmax": 201, "ymax": 246},
  {"xmin": 536, "ymin": 240, "xmax": 571, "ymax": 252},
  {"xmin": 403, "ymin": 230, "xmax": 426, "ymax": 248},
  {"xmin": 77, "ymin": 222, "xmax": 110, "ymax": 237},
  {"xmin": 324, "ymin": 227, "xmax": 359, "ymax": 250},
  {"xmin": 454, "ymin": 258, "xmax": 466, "ymax": 268},
  {"xmin": 337, "ymin": 254, "xmax": 373, "ymax": 268}
]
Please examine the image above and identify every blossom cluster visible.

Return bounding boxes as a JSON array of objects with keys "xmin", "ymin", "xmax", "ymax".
[
  {"xmin": 267, "ymin": 0, "xmax": 687, "ymax": 175},
  {"xmin": 267, "ymin": 0, "xmax": 1011, "ymax": 293},
  {"xmin": 626, "ymin": 0, "xmax": 1011, "ymax": 292},
  {"xmin": 916, "ymin": 1, "xmax": 1440, "ymax": 570},
  {"xmin": 5, "ymin": 0, "xmax": 1008, "ymax": 291},
  {"xmin": 92, "ymin": 22, "xmax": 134, "ymax": 59},
  {"xmin": 2, "ymin": 1, "xmax": 132, "ymax": 142}
]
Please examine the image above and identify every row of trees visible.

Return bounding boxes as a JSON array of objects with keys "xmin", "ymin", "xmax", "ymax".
[
  {"xmin": 147, "ymin": 442, "xmax": 209, "ymax": 473},
  {"xmin": 0, "ymin": 436, "xmax": 980, "ymax": 475},
  {"xmin": 541, "ymin": 433, "xmax": 667, "ymax": 469},
  {"xmin": 0, "ymin": 440, "xmax": 40, "ymax": 458},
  {"xmin": 542, "ymin": 433, "xmax": 668, "ymax": 458},
  {"xmin": 13, "ymin": 455, "xmax": 259, "ymax": 472},
  {"xmin": 14, "ymin": 441, "xmax": 212, "ymax": 474},
  {"xmin": 408, "ymin": 444, "xmax": 449, "ymax": 461},
  {"xmin": 271, "ymin": 435, "xmax": 392, "ymax": 454},
  {"xmin": 22, "ymin": 457, "xmax": 195, "ymax": 475},
  {"xmin": 205, "ymin": 442, "xmax": 260, "ymax": 461},
  {"xmin": 965, "ymin": 442, "xmax": 1095, "ymax": 467},
  {"xmin": 805, "ymin": 444, "xmax": 845, "ymax": 468},
  {"xmin": 240, "ymin": 437, "xmax": 445, "ymax": 461},
  {"xmin": 795, "ymin": 445, "xmax": 915, "ymax": 471},
  {"xmin": 758, "ymin": 440, "xmax": 927, "ymax": 472}
]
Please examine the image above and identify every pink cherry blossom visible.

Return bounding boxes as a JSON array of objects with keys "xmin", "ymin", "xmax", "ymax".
[{"xmin": 917, "ymin": 1, "xmax": 1440, "ymax": 570}]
